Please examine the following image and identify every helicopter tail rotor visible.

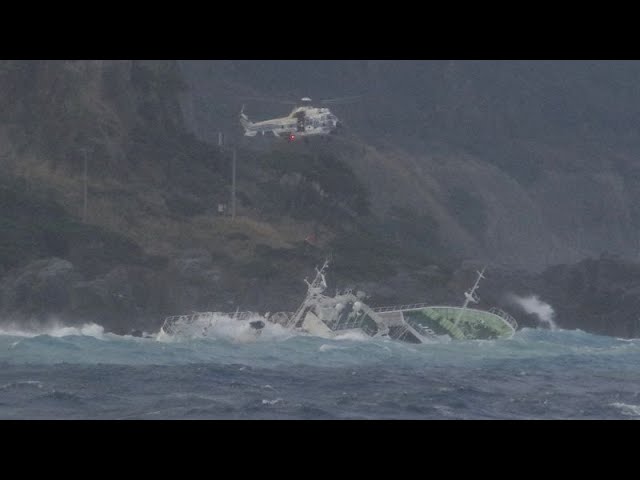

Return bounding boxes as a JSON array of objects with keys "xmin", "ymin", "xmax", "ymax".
[{"xmin": 240, "ymin": 104, "xmax": 250, "ymax": 123}]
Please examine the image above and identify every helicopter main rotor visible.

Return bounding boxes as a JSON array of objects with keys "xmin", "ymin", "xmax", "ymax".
[{"xmin": 239, "ymin": 94, "xmax": 364, "ymax": 106}]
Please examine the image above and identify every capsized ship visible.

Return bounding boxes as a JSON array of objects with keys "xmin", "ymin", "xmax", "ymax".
[
  {"xmin": 159, "ymin": 260, "xmax": 517, "ymax": 343},
  {"xmin": 270, "ymin": 260, "xmax": 517, "ymax": 343}
]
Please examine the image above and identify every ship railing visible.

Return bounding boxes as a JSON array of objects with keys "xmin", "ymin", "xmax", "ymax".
[
  {"xmin": 489, "ymin": 307, "xmax": 519, "ymax": 330},
  {"xmin": 372, "ymin": 303, "xmax": 432, "ymax": 313}
]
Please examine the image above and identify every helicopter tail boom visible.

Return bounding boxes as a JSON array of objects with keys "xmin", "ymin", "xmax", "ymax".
[{"xmin": 240, "ymin": 107, "xmax": 256, "ymax": 136}]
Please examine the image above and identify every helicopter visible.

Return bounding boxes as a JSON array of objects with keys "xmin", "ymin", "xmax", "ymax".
[{"xmin": 239, "ymin": 95, "xmax": 361, "ymax": 142}]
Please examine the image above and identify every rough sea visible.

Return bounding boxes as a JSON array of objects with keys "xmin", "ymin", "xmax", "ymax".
[{"xmin": 1, "ymin": 315, "xmax": 639, "ymax": 419}]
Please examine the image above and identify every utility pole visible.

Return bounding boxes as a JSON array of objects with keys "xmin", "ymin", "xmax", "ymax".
[
  {"xmin": 231, "ymin": 147, "xmax": 236, "ymax": 221},
  {"xmin": 217, "ymin": 133, "xmax": 237, "ymax": 221},
  {"xmin": 80, "ymin": 148, "xmax": 88, "ymax": 223}
]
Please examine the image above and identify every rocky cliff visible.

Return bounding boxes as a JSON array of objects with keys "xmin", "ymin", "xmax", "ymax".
[{"xmin": 3, "ymin": 60, "xmax": 640, "ymax": 337}]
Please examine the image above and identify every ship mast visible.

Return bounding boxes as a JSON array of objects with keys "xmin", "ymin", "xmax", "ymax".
[
  {"xmin": 455, "ymin": 266, "xmax": 486, "ymax": 326},
  {"xmin": 287, "ymin": 259, "xmax": 329, "ymax": 328}
]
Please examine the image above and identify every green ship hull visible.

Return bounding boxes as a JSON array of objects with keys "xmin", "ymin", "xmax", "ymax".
[{"xmin": 398, "ymin": 306, "xmax": 516, "ymax": 340}]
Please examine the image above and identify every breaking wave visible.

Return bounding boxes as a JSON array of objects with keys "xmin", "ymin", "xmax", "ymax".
[
  {"xmin": 609, "ymin": 403, "xmax": 640, "ymax": 417},
  {"xmin": 156, "ymin": 312, "xmax": 296, "ymax": 343},
  {"xmin": 0, "ymin": 322, "xmax": 106, "ymax": 339}
]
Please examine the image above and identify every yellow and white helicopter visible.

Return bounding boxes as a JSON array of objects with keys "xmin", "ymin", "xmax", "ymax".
[{"xmin": 239, "ymin": 96, "xmax": 360, "ymax": 142}]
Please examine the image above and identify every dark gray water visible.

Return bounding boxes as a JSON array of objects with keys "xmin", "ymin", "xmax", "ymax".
[{"xmin": 1, "ymin": 320, "xmax": 639, "ymax": 419}]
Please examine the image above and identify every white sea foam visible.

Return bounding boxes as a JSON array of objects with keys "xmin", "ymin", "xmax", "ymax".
[
  {"xmin": 610, "ymin": 402, "xmax": 640, "ymax": 417},
  {"xmin": 332, "ymin": 330, "xmax": 370, "ymax": 341},
  {"xmin": 319, "ymin": 343, "xmax": 345, "ymax": 352},
  {"xmin": 156, "ymin": 312, "xmax": 296, "ymax": 343},
  {"xmin": 0, "ymin": 321, "xmax": 106, "ymax": 339},
  {"xmin": 0, "ymin": 380, "xmax": 44, "ymax": 391}
]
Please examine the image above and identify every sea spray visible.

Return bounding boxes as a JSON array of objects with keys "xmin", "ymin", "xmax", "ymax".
[
  {"xmin": 157, "ymin": 312, "xmax": 296, "ymax": 343},
  {"xmin": 507, "ymin": 294, "xmax": 557, "ymax": 330}
]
